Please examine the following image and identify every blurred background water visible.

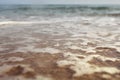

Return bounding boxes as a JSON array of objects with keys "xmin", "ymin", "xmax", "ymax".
[{"xmin": 0, "ymin": 5, "xmax": 120, "ymax": 21}]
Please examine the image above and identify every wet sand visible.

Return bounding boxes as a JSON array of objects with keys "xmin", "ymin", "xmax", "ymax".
[{"xmin": 0, "ymin": 20, "xmax": 120, "ymax": 80}]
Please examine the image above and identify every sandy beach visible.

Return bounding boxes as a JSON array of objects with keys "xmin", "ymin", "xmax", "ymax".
[{"xmin": 0, "ymin": 5, "xmax": 120, "ymax": 80}]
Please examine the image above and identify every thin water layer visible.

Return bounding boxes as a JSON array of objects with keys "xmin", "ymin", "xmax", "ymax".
[{"xmin": 0, "ymin": 5, "xmax": 120, "ymax": 80}]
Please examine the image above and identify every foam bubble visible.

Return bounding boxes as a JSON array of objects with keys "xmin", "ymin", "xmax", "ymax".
[
  {"xmin": 13, "ymin": 46, "xmax": 61, "ymax": 54},
  {"xmin": 57, "ymin": 52, "xmax": 120, "ymax": 76}
]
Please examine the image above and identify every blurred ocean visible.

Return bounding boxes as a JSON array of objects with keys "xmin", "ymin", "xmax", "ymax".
[{"xmin": 0, "ymin": 5, "xmax": 120, "ymax": 21}]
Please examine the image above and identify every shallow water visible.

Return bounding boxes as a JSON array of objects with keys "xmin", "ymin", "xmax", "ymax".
[{"xmin": 0, "ymin": 5, "xmax": 120, "ymax": 80}]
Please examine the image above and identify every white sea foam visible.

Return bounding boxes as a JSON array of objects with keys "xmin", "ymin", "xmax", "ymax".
[
  {"xmin": 57, "ymin": 52, "xmax": 120, "ymax": 76},
  {"xmin": 13, "ymin": 46, "xmax": 61, "ymax": 54},
  {"xmin": 0, "ymin": 17, "xmax": 80, "ymax": 25},
  {"xmin": 0, "ymin": 57, "xmax": 24, "ymax": 63}
]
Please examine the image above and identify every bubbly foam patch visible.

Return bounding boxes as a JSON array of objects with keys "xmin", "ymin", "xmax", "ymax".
[
  {"xmin": 57, "ymin": 52, "xmax": 120, "ymax": 77},
  {"xmin": 68, "ymin": 46, "xmax": 81, "ymax": 50},
  {"xmin": 13, "ymin": 46, "xmax": 61, "ymax": 54},
  {"xmin": 68, "ymin": 45, "xmax": 96, "ymax": 53},
  {"xmin": 36, "ymin": 76, "xmax": 53, "ymax": 80},
  {"xmin": 0, "ymin": 57, "xmax": 24, "ymax": 63},
  {"xmin": 0, "ymin": 18, "xmax": 80, "ymax": 26},
  {"xmin": 0, "ymin": 21, "xmax": 54, "ymax": 25}
]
